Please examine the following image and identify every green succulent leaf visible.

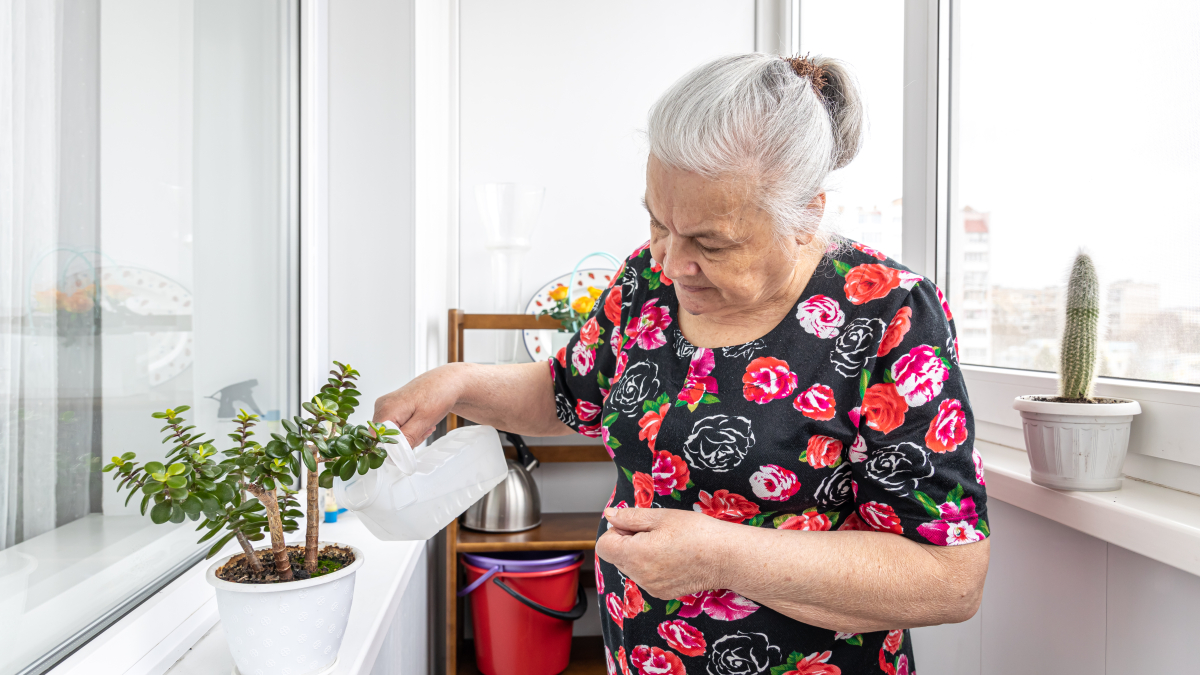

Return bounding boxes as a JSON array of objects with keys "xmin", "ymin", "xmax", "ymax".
[{"xmin": 150, "ymin": 502, "xmax": 173, "ymax": 524}]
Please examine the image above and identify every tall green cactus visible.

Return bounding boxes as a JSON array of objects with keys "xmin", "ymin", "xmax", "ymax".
[{"xmin": 1059, "ymin": 251, "xmax": 1099, "ymax": 400}]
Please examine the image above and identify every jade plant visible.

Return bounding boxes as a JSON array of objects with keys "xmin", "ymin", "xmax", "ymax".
[
  {"xmin": 1059, "ymin": 252, "xmax": 1100, "ymax": 402},
  {"xmin": 103, "ymin": 361, "xmax": 401, "ymax": 581}
]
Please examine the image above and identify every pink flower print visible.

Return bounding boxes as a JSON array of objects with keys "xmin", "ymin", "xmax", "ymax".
[
  {"xmin": 936, "ymin": 284, "xmax": 954, "ymax": 320},
  {"xmin": 749, "ymin": 464, "xmax": 800, "ymax": 501},
  {"xmin": 606, "ymin": 592, "xmax": 625, "ymax": 628},
  {"xmin": 656, "ymin": 619, "xmax": 706, "ymax": 657},
  {"xmin": 652, "ymin": 450, "xmax": 690, "ymax": 496},
  {"xmin": 794, "ymin": 384, "xmax": 836, "ymax": 420},
  {"xmin": 613, "ymin": 350, "xmax": 629, "ymax": 383},
  {"xmin": 675, "ymin": 589, "xmax": 760, "ymax": 621},
  {"xmin": 848, "ymin": 434, "xmax": 867, "ymax": 463},
  {"xmin": 595, "ymin": 554, "xmax": 604, "ymax": 596},
  {"xmin": 895, "ymin": 654, "xmax": 911, "ymax": 675},
  {"xmin": 601, "ymin": 425, "xmax": 616, "ymax": 458},
  {"xmin": 678, "ymin": 347, "xmax": 718, "ymax": 411},
  {"xmin": 572, "ymin": 340, "xmax": 596, "ymax": 376},
  {"xmin": 896, "ymin": 270, "xmax": 922, "ymax": 291},
  {"xmin": 579, "ymin": 422, "xmax": 602, "ymax": 438},
  {"xmin": 972, "ymin": 446, "xmax": 986, "ymax": 485},
  {"xmin": 891, "ymin": 344, "xmax": 950, "ymax": 407},
  {"xmin": 852, "ymin": 241, "xmax": 887, "ymax": 260},
  {"xmin": 917, "ymin": 497, "xmax": 984, "ymax": 546},
  {"xmin": 925, "ymin": 398, "xmax": 968, "ymax": 453},
  {"xmin": 576, "ymin": 400, "xmax": 601, "ymax": 422},
  {"xmin": 847, "ymin": 406, "xmax": 862, "ymax": 428},
  {"xmin": 742, "ymin": 357, "xmax": 798, "ymax": 403},
  {"xmin": 796, "ymin": 294, "xmax": 845, "ymax": 339},
  {"xmin": 626, "ymin": 299, "xmax": 672, "ymax": 350},
  {"xmin": 606, "ymin": 647, "xmax": 616, "ymax": 675}
]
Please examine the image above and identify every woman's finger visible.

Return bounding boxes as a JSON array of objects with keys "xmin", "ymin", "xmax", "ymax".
[{"xmin": 604, "ymin": 506, "xmax": 662, "ymax": 533}]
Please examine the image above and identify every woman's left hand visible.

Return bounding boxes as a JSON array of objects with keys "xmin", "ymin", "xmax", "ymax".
[{"xmin": 596, "ymin": 507, "xmax": 731, "ymax": 600}]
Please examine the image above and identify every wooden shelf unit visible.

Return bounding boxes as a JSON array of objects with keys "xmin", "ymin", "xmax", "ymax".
[{"xmin": 444, "ymin": 310, "xmax": 610, "ymax": 675}]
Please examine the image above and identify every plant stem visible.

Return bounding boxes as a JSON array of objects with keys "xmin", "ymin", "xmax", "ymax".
[
  {"xmin": 235, "ymin": 529, "xmax": 264, "ymax": 573},
  {"xmin": 304, "ymin": 445, "xmax": 320, "ymax": 573},
  {"xmin": 249, "ymin": 485, "xmax": 293, "ymax": 581}
]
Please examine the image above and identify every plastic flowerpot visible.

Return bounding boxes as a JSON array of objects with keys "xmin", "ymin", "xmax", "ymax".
[
  {"xmin": 1013, "ymin": 396, "xmax": 1141, "ymax": 491},
  {"xmin": 205, "ymin": 542, "xmax": 363, "ymax": 675}
]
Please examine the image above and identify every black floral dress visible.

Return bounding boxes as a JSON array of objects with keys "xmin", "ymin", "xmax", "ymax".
[{"xmin": 550, "ymin": 239, "xmax": 990, "ymax": 675}]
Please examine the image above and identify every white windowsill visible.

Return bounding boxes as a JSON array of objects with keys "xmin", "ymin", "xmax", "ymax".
[
  {"xmin": 48, "ymin": 513, "xmax": 424, "ymax": 675},
  {"xmin": 978, "ymin": 440, "xmax": 1200, "ymax": 576}
]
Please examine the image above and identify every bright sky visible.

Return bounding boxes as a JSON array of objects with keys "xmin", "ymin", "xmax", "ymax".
[{"xmin": 802, "ymin": 0, "xmax": 1200, "ymax": 308}]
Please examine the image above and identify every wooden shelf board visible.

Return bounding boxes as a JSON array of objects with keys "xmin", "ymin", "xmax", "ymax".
[
  {"xmin": 457, "ymin": 636, "xmax": 606, "ymax": 675},
  {"xmin": 503, "ymin": 444, "xmax": 611, "ymax": 463},
  {"xmin": 457, "ymin": 512, "xmax": 600, "ymax": 552}
]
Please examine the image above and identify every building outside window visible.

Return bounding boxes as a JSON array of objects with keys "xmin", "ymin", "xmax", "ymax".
[{"xmin": 0, "ymin": 3, "xmax": 297, "ymax": 673}]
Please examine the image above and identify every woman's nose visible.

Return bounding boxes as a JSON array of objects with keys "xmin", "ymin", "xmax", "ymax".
[{"xmin": 661, "ymin": 241, "xmax": 698, "ymax": 279}]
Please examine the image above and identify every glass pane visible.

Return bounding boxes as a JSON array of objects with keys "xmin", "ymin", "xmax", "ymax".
[
  {"xmin": 952, "ymin": 0, "xmax": 1200, "ymax": 385},
  {"xmin": 800, "ymin": 0, "xmax": 906, "ymax": 261},
  {"xmin": 0, "ymin": 2, "xmax": 296, "ymax": 672}
]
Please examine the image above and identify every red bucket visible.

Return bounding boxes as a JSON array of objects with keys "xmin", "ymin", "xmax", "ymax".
[{"xmin": 460, "ymin": 552, "xmax": 586, "ymax": 675}]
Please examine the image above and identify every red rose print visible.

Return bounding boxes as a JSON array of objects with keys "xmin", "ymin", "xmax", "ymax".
[
  {"xmin": 606, "ymin": 592, "xmax": 625, "ymax": 628},
  {"xmin": 843, "ymin": 264, "xmax": 901, "ymax": 305},
  {"xmin": 883, "ymin": 629, "xmax": 903, "ymax": 654},
  {"xmin": 861, "ymin": 383, "xmax": 909, "ymax": 434},
  {"xmin": 838, "ymin": 511, "xmax": 873, "ymax": 531},
  {"xmin": 925, "ymin": 398, "xmax": 968, "ymax": 453},
  {"xmin": 784, "ymin": 650, "xmax": 841, "ymax": 675},
  {"xmin": 576, "ymin": 399, "xmax": 601, "ymax": 422},
  {"xmin": 580, "ymin": 317, "xmax": 601, "ymax": 346},
  {"xmin": 805, "ymin": 435, "xmax": 843, "ymax": 469},
  {"xmin": 879, "ymin": 647, "xmax": 896, "ymax": 675},
  {"xmin": 632, "ymin": 472, "xmax": 654, "ymax": 508},
  {"xmin": 618, "ymin": 647, "xmax": 631, "ymax": 675},
  {"xmin": 604, "ymin": 285, "xmax": 623, "ymax": 325},
  {"xmin": 749, "ymin": 464, "xmax": 800, "ymax": 501},
  {"xmin": 678, "ymin": 348, "xmax": 718, "ymax": 410},
  {"xmin": 638, "ymin": 401, "xmax": 669, "ymax": 451},
  {"xmin": 877, "ymin": 306, "xmax": 912, "ymax": 357},
  {"xmin": 657, "ymin": 619, "xmax": 706, "ymax": 657},
  {"xmin": 693, "ymin": 489, "xmax": 760, "ymax": 523},
  {"xmin": 794, "ymin": 383, "xmax": 836, "ymax": 420},
  {"xmin": 859, "ymin": 501, "xmax": 904, "ymax": 535},
  {"xmin": 652, "ymin": 451, "xmax": 690, "ymax": 496},
  {"xmin": 777, "ymin": 510, "xmax": 832, "ymax": 531},
  {"xmin": 743, "ymin": 356, "xmax": 798, "ymax": 404},
  {"xmin": 579, "ymin": 422, "xmax": 602, "ymax": 438},
  {"xmin": 555, "ymin": 346, "xmax": 568, "ymax": 368},
  {"xmin": 623, "ymin": 578, "xmax": 645, "ymax": 618},
  {"xmin": 936, "ymin": 284, "xmax": 953, "ymax": 320},
  {"xmin": 629, "ymin": 645, "xmax": 685, "ymax": 675}
]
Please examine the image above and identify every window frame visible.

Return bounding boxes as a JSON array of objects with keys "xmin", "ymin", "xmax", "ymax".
[{"xmin": 901, "ymin": 0, "xmax": 1200, "ymax": 489}]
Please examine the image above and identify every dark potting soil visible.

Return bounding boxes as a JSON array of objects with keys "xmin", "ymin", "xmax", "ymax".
[
  {"xmin": 1027, "ymin": 396, "xmax": 1128, "ymax": 404},
  {"xmin": 216, "ymin": 544, "xmax": 355, "ymax": 584}
]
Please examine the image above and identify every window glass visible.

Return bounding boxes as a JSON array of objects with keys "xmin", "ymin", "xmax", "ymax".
[
  {"xmin": 0, "ymin": 2, "xmax": 296, "ymax": 672},
  {"xmin": 800, "ymin": 0, "xmax": 905, "ymax": 261},
  {"xmin": 951, "ymin": 0, "xmax": 1200, "ymax": 385}
]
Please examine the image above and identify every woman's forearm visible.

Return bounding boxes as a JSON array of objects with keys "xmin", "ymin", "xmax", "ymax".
[
  {"xmin": 447, "ymin": 361, "xmax": 573, "ymax": 437},
  {"xmin": 712, "ymin": 525, "xmax": 988, "ymax": 632}
]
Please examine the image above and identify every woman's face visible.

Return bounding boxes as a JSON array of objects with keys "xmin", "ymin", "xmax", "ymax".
[{"xmin": 645, "ymin": 155, "xmax": 820, "ymax": 319}]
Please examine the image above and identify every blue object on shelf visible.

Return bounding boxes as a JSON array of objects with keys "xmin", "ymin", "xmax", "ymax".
[{"xmin": 323, "ymin": 508, "xmax": 348, "ymax": 523}]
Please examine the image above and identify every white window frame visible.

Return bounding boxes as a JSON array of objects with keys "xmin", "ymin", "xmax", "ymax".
[{"xmin": 901, "ymin": 0, "xmax": 1200, "ymax": 494}]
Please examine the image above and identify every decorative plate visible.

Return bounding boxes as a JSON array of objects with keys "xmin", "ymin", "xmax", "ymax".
[{"xmin": 523, "ymin": 268, "xmax": 616, "ymax": 362}]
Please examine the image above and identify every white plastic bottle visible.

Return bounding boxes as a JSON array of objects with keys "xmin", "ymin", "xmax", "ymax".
[{"xmin": 333, "ymin": 424, "xmax": 508, "ymax": 541}]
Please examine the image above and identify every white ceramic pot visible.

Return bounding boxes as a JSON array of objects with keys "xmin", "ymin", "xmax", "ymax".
[
  {"xmin": 1013, "ymin": 396, "xmax": 1141, "ymax": 491},
  {"xmin": 206, "ymin": 542, "xmax": 363, "ymax": 675}
]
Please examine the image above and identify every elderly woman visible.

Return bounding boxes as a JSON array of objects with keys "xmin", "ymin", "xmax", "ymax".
[{"xmin": 376, "ymin": 54, "xmax": 989, "ymax": 675}]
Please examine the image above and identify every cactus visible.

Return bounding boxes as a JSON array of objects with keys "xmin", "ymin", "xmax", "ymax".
[{"xmin": 1059, "ymin": 251, "xmax": 1099, "ymax": 401}]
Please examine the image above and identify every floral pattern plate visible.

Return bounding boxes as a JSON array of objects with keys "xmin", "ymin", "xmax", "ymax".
[{"xmin": 523, "ymin": 268, "xmax": 616, "ymax": 361}]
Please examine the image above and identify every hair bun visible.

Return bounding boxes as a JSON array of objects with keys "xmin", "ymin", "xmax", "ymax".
[{"xmin": 783, "ymin": 54, "xmax": 863, "ymax": 171}]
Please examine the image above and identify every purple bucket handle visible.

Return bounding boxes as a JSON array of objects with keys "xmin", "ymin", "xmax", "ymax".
[{"xmin": 457, "ymin": 565, "xmax": 502, "ymax": 597}]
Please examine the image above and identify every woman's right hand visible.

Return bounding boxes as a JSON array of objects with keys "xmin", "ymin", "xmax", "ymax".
[{"xmin": 372, "ymin": 363, "xmax": 467, "ymax": 447}]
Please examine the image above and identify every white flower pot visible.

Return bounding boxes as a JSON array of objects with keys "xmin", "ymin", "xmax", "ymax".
[
  {"xmin": 1013, "ymin": 396, "xmax": 1141, "ymax": 491},
  {"xmin": 206, "ymin": 542, "xmax": 363, "ymax": 675}
]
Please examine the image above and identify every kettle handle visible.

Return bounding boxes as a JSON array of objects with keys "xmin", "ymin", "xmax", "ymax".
[{"xmin": 502, "ymin": 431, "xmax": 539, "ymax": 472}]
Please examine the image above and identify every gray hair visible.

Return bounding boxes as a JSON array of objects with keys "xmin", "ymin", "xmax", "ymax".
[{"xmin": 647, "ymin": 53, "xmax": 864, "ymax": 240}]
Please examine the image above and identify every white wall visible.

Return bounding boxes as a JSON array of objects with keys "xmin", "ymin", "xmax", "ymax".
[{"xmin": 912, "ymin": 498, "xmax": 1200, "ymax": 674}]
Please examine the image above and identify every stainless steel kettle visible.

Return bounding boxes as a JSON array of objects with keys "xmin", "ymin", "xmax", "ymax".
[{"xmin": 461, "ymin": 432, "xmax": 541, "ymax": 532}]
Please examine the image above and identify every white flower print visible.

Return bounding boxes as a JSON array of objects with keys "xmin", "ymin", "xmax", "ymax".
[{"xmin": 796, "ymin": 294, "xmax": 845, "ymax": 339}]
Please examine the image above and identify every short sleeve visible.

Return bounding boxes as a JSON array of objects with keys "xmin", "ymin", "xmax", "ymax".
[
  {"xmin": 847, "ymin": 281, "xmax": 991, "ymax": 546},
  {"xmin": 548, "ymin": 262, "xmax": 631, "ymax": 437}
]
